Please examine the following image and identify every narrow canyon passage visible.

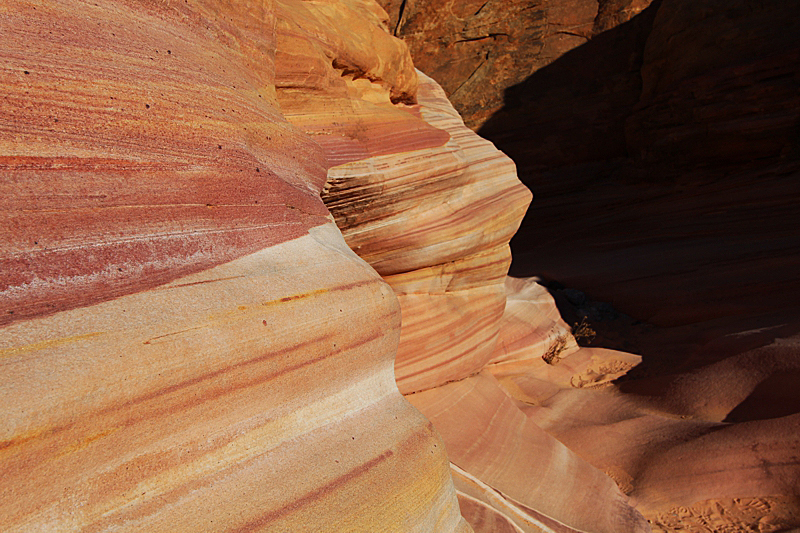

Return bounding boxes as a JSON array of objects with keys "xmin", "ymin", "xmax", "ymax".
[
  {"xmin": 2, "ymin": 0, "xmax": 799, "ymax": 532},
  {"xmin": 376, "ymin": 0, "xmax": 800, "ymax": 530}
]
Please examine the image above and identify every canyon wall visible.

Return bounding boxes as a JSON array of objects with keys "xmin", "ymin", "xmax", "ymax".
[
  {"xmin": 378, "ymin": 0, "xmax": 653, "ymax": 130},
  {"xmin": 4, "ymin": 0, "xmax": 798, "ymax": 532},
  {"xmin": 379, "ymin": 0, "xmax": 800, "ymax": 327},
  {"xmin": 378, "ymin": 0, "xmax": 800, "ymax": 379},
  {"xmin": 324, "ymin": 72, "xmax": 651, "ymax": 532},
  {"xmin": 376, "ymin": 0, "xmax": 800, "ymax": 531},
  {"xmin": 1, "ymin": 1, "xmax": 469, "ymax": 531},
  {"xmin": 473, "ymin": 0, "xmax": 800, "ymax": 334},
  {"xmin": 2, "ymin": 0, "xmax": 651, "ymax": 531}
]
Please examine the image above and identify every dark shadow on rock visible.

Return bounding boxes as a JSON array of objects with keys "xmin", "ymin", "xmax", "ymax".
[
  {"xmin": 478, "ymin": 0, "xmax": 662, "ymax": 180},
  {"xmin": 724, "ymin": 371, "xmax": 800, "ymax": 423},
  {"xmin": 478, "ymin": 0, "xmax": 800, "ymax": 372}
]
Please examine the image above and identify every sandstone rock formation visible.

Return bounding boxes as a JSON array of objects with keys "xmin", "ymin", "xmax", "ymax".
[
  {"xmin": 322, "ymin": 73, "xmax": 533, "ymax": 394},
  {"xmin": 5, "ymin": 0, "xmax": 797, "ymax": 532},
  {"xmin": 2, "ymin": 1, "xmax": 653, "ymax": 531},
  {"xmin": 1, "ymin": 1, "xmax": 469, "ymax": 530},
  {"xmin": 373, "ymin": 0, "xmax": 800, "ymax": 530},
  {"xmin": 322, "ymin": 71, "xmax": 652, "ymax": 531}
]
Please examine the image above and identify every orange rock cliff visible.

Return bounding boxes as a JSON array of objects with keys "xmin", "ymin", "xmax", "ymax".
[
  {"xmin": 3, "ymin": 1, "xmax": 799, "ymax": 533},
  {"xmin": 372, "ymin": 0, "xmax": 800, "ymax": 531},
  {"xmin": 1, "ymin": 1, "xmax": 468, "ymax": 530}
]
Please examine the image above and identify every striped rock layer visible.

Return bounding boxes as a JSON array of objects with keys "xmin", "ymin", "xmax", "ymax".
[
  {"xmin": 1, "ymin": 1, "xmax": 469, "ymax": 531},
  {"xmin": 316, "ymin": 49, "xmax": 651, "ymax": 533},
  {"xmin": 2, "ymin": 1, "xmax": 665, "ymax": 533}
]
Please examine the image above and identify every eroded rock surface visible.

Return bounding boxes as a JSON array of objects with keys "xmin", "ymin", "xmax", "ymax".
[
  {"xmin": 322, "ymin": 71, "xmax": 651, "ymax": 531},
  {"xmin": 5, "ymin": 1, "xmax": 797, "ymax": 532},
  {"xmin": 1, "ymin": 1, "xmax": 469, "ymax": 531},
  {"xmin": 322, "ymin": 72, "xmax": 532, "ymax": 394}
]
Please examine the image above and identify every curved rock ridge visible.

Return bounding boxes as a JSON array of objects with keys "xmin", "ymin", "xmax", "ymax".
[
  {"xmin": 1, "ymin": 1, "xmax": 470, "ymax": 531},
  {"xmin": 1, "ymin": 228, "xmax": 465, "ymax": 532},
  {"xmin": 490, "ymin": 277, "xmax": 577, "ymax": 367},
  {"xmin": 319, "ymin": 66, "xmax": 650, "ymax": 530},
  {"xmin": 324, "ymin": 72, "xmax": 533, "ymax": 394}
]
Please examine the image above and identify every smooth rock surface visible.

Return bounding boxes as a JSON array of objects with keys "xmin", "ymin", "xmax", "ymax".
[
  {"xmin": 1, "ymin": 1, "xmax": 470, "ymax": 531},
  {"xmin": 318, "ymin": 64, "xmax": 652, "ymax": 529},
  {"xmin": 408, "ymin": 371, "xmax": 651, "ymax": 533}
]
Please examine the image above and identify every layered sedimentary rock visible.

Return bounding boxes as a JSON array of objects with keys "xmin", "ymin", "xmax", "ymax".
[
  {"xmin": 0, "ymin": 1, "xmax": 655, "ymax": 530},
  {"xmin": 5, "ymin": 1, "xmax": 652, "ymax": 531},
  {"xmin": 6, "ymin": 1, "xmax": 796, "ymax": 532},
  {"xmin": 375, "ymin": 0, "xmax": 800, "ymax": 529},
  {"xmin": 1, "ymin": 1, "xmax": 470, "ymax": 531},
  {"xmin": 322, "ymin": 72, "xmax": 532, "ymax": 394},
  {"xmin": 321, "ymin": 69, "xmax": 651, "ymax": 531}
]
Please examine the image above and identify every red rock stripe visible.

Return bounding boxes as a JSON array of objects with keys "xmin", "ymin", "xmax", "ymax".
[
  {"xmin": 0, "ymin": 222, "xmax": 328, "ymax": 326},
  {"xmin": 228, "ymin": 450, "xmax": 396, "ymax": 533},
  {"xmin": 0, "ymin": 279, "xmax": 385, "ymax": 455}
]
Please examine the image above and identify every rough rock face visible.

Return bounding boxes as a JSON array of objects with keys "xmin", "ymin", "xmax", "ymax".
[
  {"xmin": 473, "ymin": 0, "xmax": 800, "ymax": 178},
  {"xmin": 1, "ymin": 1, "xmax": 469, "ymax": 531},
  {"xmin": 476, "ymin": 0, "xmax": 662, "ymax": 175},
  {"xmin": 377, "ymin": 0, "xmax": 653, "ymax": 129},
  {"xmin": 627, "ymin": 0, "xmax": 800, "ymax": 175}
]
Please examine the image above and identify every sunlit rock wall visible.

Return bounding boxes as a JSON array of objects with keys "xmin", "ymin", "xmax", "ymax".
[
  {"xmin": 321, "ymin": 64, "xmax": 651, "ymax": 533},
  {"xmin": 0, "ymin": 1, "xmax": 469, "ymax": 531},
  {"xmin": 321, "ymin": 73, "xmax": 532, "ymax": 394}
]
